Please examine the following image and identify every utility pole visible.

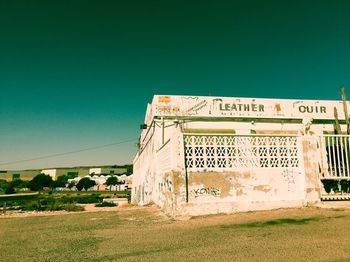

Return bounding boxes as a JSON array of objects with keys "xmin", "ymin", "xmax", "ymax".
[{"xmin": 341, "ymin": 86, "xmax": 350, "ymax": 135}]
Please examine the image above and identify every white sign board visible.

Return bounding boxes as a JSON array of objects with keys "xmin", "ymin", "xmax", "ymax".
[{"xmin": 152, "ymin": 95, "xmax": 350, "ymax": 120}]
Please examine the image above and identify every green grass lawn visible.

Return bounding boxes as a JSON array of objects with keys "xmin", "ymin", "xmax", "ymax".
[{"xmin": 1, "ymin": 207, "xmax": 350, "ymax": 261}]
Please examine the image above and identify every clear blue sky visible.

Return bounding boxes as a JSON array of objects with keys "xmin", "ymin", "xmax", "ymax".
[{"xmin": 1, "ymin": 0, "xmax": 350, "ymax": 170}]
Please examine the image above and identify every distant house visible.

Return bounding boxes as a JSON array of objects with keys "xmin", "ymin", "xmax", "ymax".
[
  {"xmin": 1, "ymin": 165, "xmax": 130, "ymax": 182},
  {"xmin": 41, "ymin": 169, "xmax": 58, "ymax": 180},
  {"xmin": 93, "ymin": 184, "xmax": 107, "ymax": 191},
  {"xmin": 0, "ymin": 170, "xmax": 42, "ymax": 181},
  {"xmin": 41, "ymin": 169, "xmax": 82, "ymax": 180},
  {"xmin": 89, "ymin": 167, "xmax": 127, "ymax": 176},
  {"xmin": 116, "ymin": 184, "xmax": 130, "ymax": 191},
  {"xmin": 118, "ymin": 174, "xmax": 133, "ymax": 184},
  {"xmin": 90, "ymin": 175, "xmax": 109, "ymax": 186}
]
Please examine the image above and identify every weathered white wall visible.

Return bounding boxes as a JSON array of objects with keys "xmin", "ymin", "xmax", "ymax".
[
  {"xmin": 132, "ymin": 121, "xmax": 178, "ymax": 208},
  {"xmin": 132, "ymin": 120, "xmax": 322, "ymax": 217},
  {"xmin": 132, "ymin": 97, "xmax": 343, "ymax": 217},
  {"xmin": 302, "ymin": 136, "xmax": 322, "ymax": 203},
  {"xmin": 171, "ymin": 165, "xmax": 306, "ymax": 217}
]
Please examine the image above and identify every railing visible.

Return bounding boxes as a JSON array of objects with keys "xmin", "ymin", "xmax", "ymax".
[
  {"xmin": 319, "ymin": 135, "xmax": 350, "ymax": 199},
  {"xmin": 322, "ymin": 135, "xmax": 350, "ymax": 178}
]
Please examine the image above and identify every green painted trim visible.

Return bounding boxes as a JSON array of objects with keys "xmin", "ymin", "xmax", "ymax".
[{"xmin": 182, "ymin": 135, "xmax": 189, "ymax": 203}]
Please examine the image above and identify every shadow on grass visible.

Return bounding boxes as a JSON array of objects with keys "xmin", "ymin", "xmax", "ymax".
[
  {"xmin": 221, "ymin": 216, "xmax": 323, "ymax": 229},
  {"xmin": 98, "ymin": 246, "xmax": 180, "ymax": 261}
]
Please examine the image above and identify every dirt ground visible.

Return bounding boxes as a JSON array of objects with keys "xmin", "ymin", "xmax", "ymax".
[
  {"xmin": 0, "ymin": 203, "xmax": 128, "ymax": 218},
  {"xmin": 1, "ymin": 204, "xmax": 350, "ymax": 261}
]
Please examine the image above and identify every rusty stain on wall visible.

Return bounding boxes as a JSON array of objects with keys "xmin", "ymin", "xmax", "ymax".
[
  {"xmin": 253, "ymin": 185, "xmax": 272, "ymax": 193},
  {"xmin": 243, "ymin": 173, "xmax": 251, "ymax": 179},
  {"xmin": 306, "ymin": 188, "xmax": 314, "ymax": 193},
  {"xmin": 302, "ymin": 138, "xmax": 321, "ymax": 202},
  {"xmin": 188, "ymin": 171, "xmax": 254, "ymax": 198},
  {"xmin": 236, "ymin": 189, "xmax": 244, "ymax": 196},
  {"xmin": 172, "ymin": 171, "xmax": 185, "ymax": 195},
  {"xmin": 188, "ymin": 172, "xmax": 233, "ymax": 198}
]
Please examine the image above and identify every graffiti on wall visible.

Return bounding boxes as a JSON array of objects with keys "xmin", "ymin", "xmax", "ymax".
[
  {"xmin": 182, "ymin": 97, "xmax": 207, "ymax": 115},
  {"xmin": 282, "ymin": 169, "xmax": 297, "ymax": 192},
  {"xmin": 190, "ymin": 187, "xmax": 221, "ymax": 198},
  {"xmin": 142, "ymin": 168, "xmax": 153, "ymax": 204},
  {"xmin": 158, "ymin": 175, "xmax": 175, "ymax": 209},
  {"xmin": 136, "ymin": 185, "xmax": 142, "ymax": 202},
  {"xmin": 159, "ymin": 176, "xmax": 173, "ymax": 192}
]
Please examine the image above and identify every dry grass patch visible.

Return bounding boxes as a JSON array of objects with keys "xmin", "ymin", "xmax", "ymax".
[{"xmin": 1, "ymin": 206, "xmax": 350, "ymax": 261}]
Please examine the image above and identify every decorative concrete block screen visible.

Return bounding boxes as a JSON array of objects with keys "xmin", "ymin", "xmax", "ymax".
[{"xmin": 184, "ymin": 134, "xmax": 301, "ymax": 171}]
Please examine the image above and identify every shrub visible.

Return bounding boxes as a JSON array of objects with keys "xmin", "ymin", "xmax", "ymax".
[
  {"xmin": 22, "ymin": 200, "xmax": 43, "ymax": 211},
  {"xmin": 0, "ymin": 179, "xmax": 9, "ymax": 190},
  {"xmin": 20, "ymin": 198, "xmax": 84, "ymax": 212},
  {"xmin": 10, "ymin": 179, "xmax": 28, "ymax": 189},
  {"xmin": 320, "ymin": 179, "xmax": 350, "ymax": 194},
  {"xmin": 321, "ymin": 179, "xmax": 339, "ymax": 193},
  {"xmin": 64, "ymin": 203, "xmax": 85, "ymax": 212},
  {"xmin": 45, "ymin": 198, "xmax": 64, "ymax": 211},
  {"xmin": 105, "ymin": 176, "xmax": 119, "ymax": 187},
  {"xmin": 52, "ymin": 175, "xmax": 69, "ymax": 188},
  {"xmin": 28, "ymin": 174, "xmax": 53, "ymax": 191},
  {"xmin": 76, "ymin": 177, "xmax": 96, "ymax": 191},
  {"xmin": 59, "ymin": 194, "xmax": 102, "ymax": 204},
  {"xmin": 95, "ymin": 202, "xmax": 117, "ymax": 207},
  {"xmin": 67, "ymin": 181, "xmax": 76, "ymax": 190},
  {"xmin": 75, "ymin": 195, "xmax": 102, "ymax": 204},
  {"xmin": 340, "ymin": 180, "xmax": 350, "ymax": 193},
  {"xmin": 5, "ymin": 186, "xmax": 15, "ymax": 194}
]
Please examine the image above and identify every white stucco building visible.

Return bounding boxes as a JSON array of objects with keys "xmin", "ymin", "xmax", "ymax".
[{"xmin": 132, "ymin": 95, "xmax": 350, "ymax": 217}]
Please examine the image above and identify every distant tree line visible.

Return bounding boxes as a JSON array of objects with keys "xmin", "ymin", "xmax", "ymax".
[
  {"xmin": 0, "ymin": 172, "xmax": 126, "ymax": 194},
  {"xmin": 0, "ymin": 178, "xmax": 28, "ymax": 194}
]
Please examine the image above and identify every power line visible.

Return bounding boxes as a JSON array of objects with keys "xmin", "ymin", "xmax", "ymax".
[{"xmin": 0, "ymin": 138, "xmax": 137, "ymax": 166}]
